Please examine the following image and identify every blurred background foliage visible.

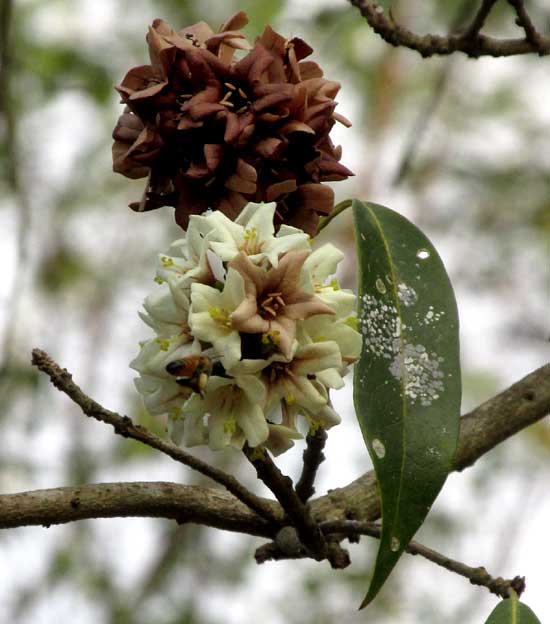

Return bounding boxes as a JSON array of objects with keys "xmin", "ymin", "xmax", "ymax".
[{"xmin": 0, "ymin": 1, "xmax": 549, "ymax": 623}]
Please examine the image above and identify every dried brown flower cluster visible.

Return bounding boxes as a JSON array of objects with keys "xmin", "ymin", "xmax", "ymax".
[{"xmin": 112, "ymin": 11, "xmax": 353, "ymax": 236}]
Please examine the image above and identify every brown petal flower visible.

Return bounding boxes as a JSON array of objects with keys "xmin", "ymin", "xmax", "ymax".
[
  {"xmin": 112, "ymin": 12, "xmax": 353, "ymax": 235},
  {"xmin": 229, "ymin": 250, "xmax": 334, "ymax": 357}
]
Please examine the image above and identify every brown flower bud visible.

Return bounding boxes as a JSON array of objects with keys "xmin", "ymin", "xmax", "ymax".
[{"xmin": 112, "ymin": 12, "xmax": 353, "ymax": 235}]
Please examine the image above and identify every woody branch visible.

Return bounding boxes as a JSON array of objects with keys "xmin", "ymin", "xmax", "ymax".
[
  {"xmin": 0, "ymin": 355, "xmax": 546, "ymax": 534},
  {"xmin": 348, "ymin": 0, "xmax": 550, "ymax": 58}
]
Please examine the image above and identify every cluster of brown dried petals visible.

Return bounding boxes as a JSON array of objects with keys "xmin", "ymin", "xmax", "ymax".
[{"xmin": 112, "ymin": 11, "xmax": 353, "ymax": 236}]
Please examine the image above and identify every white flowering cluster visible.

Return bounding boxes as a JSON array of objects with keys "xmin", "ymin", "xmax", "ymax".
[{"xmin": 131, "ymin": 203, "xmax": 362, "ymax": 455}]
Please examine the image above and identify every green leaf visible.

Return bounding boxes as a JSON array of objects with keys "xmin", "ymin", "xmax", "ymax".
[
  {"xmin": 485, "ymin": 597, "xmax": 542, "ymax": 623},
  {"xmin": 352, "ymin": 200, "xmax": 461, "ymax": 607}
]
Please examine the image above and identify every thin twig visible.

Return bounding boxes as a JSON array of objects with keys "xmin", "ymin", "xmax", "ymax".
[
  {"xmin": 348, "ymin": 0, "xmax": 550, "ymax": 57},
  {"xmin": 507, "ymin": 0, "xmax": 545, "ymax": 52},
  {"xmin": 393, "ymin": 0, "xmax": 477, "ymax": 186},
  {"xmin": 320, "ymin": 520, "xmax": 526, "ymax": 600},
  {"xmin": 393, "ymin": 63, "xmax": 453, "ymax": 185},
  {"xmin": 31, "ymin": 348, "xmax": 282, "ymax": 526},
  {"xmin": 295, "ymin": 427, "xmax": 328, "ymax": 502},
  {"xmin": 459, "ymin": 0, "xmax": 499, "ymax": 41}
]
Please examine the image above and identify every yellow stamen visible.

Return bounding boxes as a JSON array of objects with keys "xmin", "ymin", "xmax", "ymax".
[
  {"xmin": 243, "ymin": 227, "xmax": 257, "ymax": 241},
  {"xmin": 223, "ymin": 418, "xmax": 237, "ymax": 434},
  {"xmin": 208, "ymin": 306, "xmax": 232, "ymax": 328}
]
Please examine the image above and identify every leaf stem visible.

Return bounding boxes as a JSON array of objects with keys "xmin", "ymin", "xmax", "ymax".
[{"xmin": 317, "ymin": 199, "xmax": 353, "ymax": 233}]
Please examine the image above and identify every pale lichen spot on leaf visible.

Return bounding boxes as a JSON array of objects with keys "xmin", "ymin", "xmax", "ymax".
[
  {"xmin": 396, "ymin": 282, "xmax": 418, "ymax": 307},
  {"xmin": 389, "ymin": 343, "xmax": 445, "ymax": 407},
  {"xmin": 372, "ymin": 438, "xmax": 386, "ymax": 459}
]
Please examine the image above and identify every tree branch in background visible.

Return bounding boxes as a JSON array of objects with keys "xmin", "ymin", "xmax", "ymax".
[
  {"xmin": 30, "ymin": 348, "xmax": 282, "ymax": 526},
  {"xmin": 0, "ymin": 0, "xmax": 33, "ymax": 373},
  {"xmin": 392, "ymin": 0, "xmax": 481, "ymax": 185},
  {"xmin": 348, "ymin": 0, "xmax": 550, "ymax": 57}
]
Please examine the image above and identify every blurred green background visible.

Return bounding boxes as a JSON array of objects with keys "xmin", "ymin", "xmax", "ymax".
[{"xmin": 1, "ymin": 1, "xmax": 549, "ymax": 623}]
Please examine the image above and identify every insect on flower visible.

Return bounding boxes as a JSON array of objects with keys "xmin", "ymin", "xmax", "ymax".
[{"xmin": 165, "ymin": 355, "xmax": 217, "ymax": 397}]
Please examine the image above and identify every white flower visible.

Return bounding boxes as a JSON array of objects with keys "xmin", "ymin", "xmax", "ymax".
[
  {"xmin": 156, "ymin": 220, "xmax": 215, "ymax": 290},
  {"xmin": 130, "ymin": 337, "xmax": 201, "ymax": 418},
  {"xmin": 229, "ymin": 341, "xmax": 343, "ymax": 415},
  {"xmin": 139, "ymin": 281, "xmax": 191, "ymax": 339},
  {"xmin": 298, "ymin": 315, "xmax": 362, "ymax": 384},
  {"xmin": 182, "ymin": 374, "xmax": 269, "ymax": 450},
  {"xmin": 188, "ymin": 268, "xmax": 245, "ymax": 369},
  {"xmin": 191, "ymin": 203, "xmax": 310, "ymax": 268}
]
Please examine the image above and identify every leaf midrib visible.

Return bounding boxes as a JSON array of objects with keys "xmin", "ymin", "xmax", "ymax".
[{"xmin": 364, "ymin": 203, "xmax": 407, "ymax": 546}]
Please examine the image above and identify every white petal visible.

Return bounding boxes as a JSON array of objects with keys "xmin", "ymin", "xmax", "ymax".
[
  {"xmin": 316, "ymin": 287, "xmax": 356, "ymax": 318},
  {"xmin": 190, "ymin": 282, "xmax": 223, "ymax": 311},
  {"xmin": 207, "ymin": 249, "xmax": 226, "ymax": 283},
  {"xmin": 264, "ymin": 424, "xmax": 302, "ymax": 456},
  {"xmin": 235, "ymin": 202, "xmax": 267, "ymax": 227},
  {"xmin": 183, "ymin": 413, "xmax": 208, "ymax": 447},
  {"xmin": 235, "ymin": 375, "xmax": 267, "ymax": 406},
  {"xmin": 236, "ymin": 404, "xmax": 269, "ymax": 447},
  {"xmin": 209, "ymin": 240, "xmax": 240, "ymax": 262},
  {"xmin": 221, "ymin": 268, "xmax": 246, "ymax": 309},
  {"xmin": 316, "ymin": 367, "xmax": 345, "ymax": 389},
  {"xmin": 246, "ymin": 203, "xmax": 275, "ymax": 240},
  {"xmin": 293, "ymin": 342, "xmax": 342, "ymax": 376},
  {"xmin": 312, "ymin": 404, "xmax": 341, "ymax": 428},
  {"xmin": 208, "ymin": 411, "xmax": 234, "ymax": 450},
  {"xmin": 303, "ymin": 244, "xmax": 344, "ymax": 283}
]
